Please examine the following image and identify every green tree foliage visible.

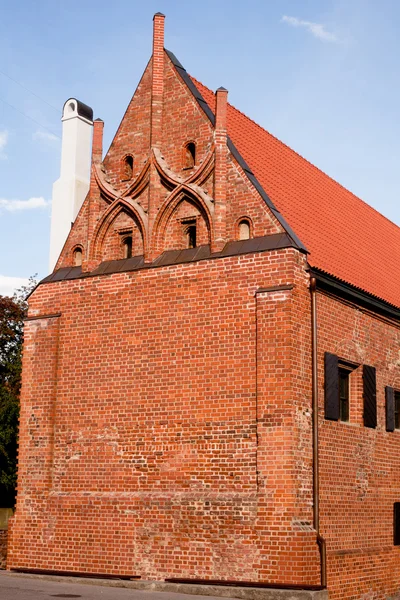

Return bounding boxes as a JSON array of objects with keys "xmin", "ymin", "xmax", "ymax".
[{"xmin": 0, "ymin": 277, "xmax": 36, "ymax": 507}]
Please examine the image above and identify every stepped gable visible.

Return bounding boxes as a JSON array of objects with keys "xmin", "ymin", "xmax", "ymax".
[{"xmin": 180, "ymin": 73, "xmax": 399, "ymax": 310}]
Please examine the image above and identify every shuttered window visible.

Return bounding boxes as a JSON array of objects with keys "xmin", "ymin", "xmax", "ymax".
[
  {"xmin": 363, "ymin": 365, "xmax": 377, "ymax": 428},
  {"xmin": 386, "ymin": 387, "xmax": 400, "ymax": 432},
  {"xmin": 396, "ymin": 392, "xmax": 400, "ymax": 430},
  {"xmin": 394, "ymin": 503, "xmax": 400, "ymax": 545},
  {"xmin": 386, "ymin": 386, "xmax": 395, "ymax": 432},
  {"xmin": 324, "ymin": 353, "xmax": 339, "ymax": 421},
  {"xmin": 338, "ymin": 368, "xmax": 350, "ymax": 422}
]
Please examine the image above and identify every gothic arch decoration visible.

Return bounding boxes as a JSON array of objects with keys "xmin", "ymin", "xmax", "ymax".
[
  {"xmin": 153, "ymin": 146, "xmax": 214, "ymax": 189},
  {"xmin": 90, "ymin": 197, "xmax": 148, "ymax": 261},
  {"xmin": 151, "ymin": 147, "xmax": 215, "ymax": 254},
  {"xmin": 94, "ymin": 159, "xmax": 151, "ymax": 203},
  {"xmin": 92, "ymin": 148, "xmax": 216, "ymax": 259},
  {"xmin": 153, "ymin": 187, "xmax": 213, "ymax": 254}
]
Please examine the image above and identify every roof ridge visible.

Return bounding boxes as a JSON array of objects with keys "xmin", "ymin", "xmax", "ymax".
[{"xmin": 190, "ymin": 76, "xmax": 400, "ymax": 233}]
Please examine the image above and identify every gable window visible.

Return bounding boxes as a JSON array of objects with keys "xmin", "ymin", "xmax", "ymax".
[
  {"xmin": 123, "ymin": 236, "xmax": 133, "ymax": 259},
  {"xmin": 186, "ymin": 224, "xmax": 196, "ymax": 248},
  {"xmin": 123, "ymin": 155, "xmax": 134, "ymax": 180},
  {"xmin": 238, "ymin": 219, "xmax": 251, "ymax": 240},
  {"xmin": 181, "ymin": 217, "xmax": 197, "ymax": 249},
  {"xmin": 324, "ymin": 353, "xmax": 359, "ymax": 422},
  {"xmin": 73, "ymin": 247, "xmax": 83, "ymax": 266},
  {"xmin": 183, "ymin": 142, "xmax": 196, "ymax": 169}
]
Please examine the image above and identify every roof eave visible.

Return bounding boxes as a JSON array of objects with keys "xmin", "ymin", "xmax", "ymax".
[{"xmin": 310, "ymin": 267, "xmax": 400, "ymax": 321}]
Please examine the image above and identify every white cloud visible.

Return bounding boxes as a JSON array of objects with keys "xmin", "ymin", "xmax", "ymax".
[
  {"xmin": 0, "ymin": 196, "xmax": 49, "ymax": 212},
  {"xmin": 33, "ymin": 130, "xmax": 59, "ymax": 145},
  {"xmin": 0, "ymin": 129, "xmax": 8, "ymax": 159},
  {"xmin": 0, "ymin": 275, "xmax": 30, "ymax": 298},
  {"xmin": 282, "ymin": 15, "xmax": 340, "ymax": 43}
]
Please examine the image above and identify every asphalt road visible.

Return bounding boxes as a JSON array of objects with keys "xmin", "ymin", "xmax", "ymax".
[{"xmin": 0, "ymin": 573, "xmax": 229, "ymax": 600}]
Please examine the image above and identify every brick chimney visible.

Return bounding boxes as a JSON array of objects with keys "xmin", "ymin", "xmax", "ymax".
[
  {"xmin": 147, "ymin": 13, "xmax": 166, "ymax": 261},
  {"xmin": 84, "ymin": 117, "xmax": 105, "ymax": 272},
  {"xmin": 151, "ymin": 12, "xmax": 165, "ymax": 148},
  {"xmin": 213, "ymin": 87, "xmax": 228, "ymax": 252},
  {"xmin": 92, "ymin": 118, "xmax": 104, "ymax": 163}
]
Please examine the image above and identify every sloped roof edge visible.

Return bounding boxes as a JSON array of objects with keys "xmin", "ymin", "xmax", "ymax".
[
  {"xmin": 311, "ymin": 268, "xmax": 400, "ymax": 322},
  {"xmin": 165, "ymin": 49, "xmax": 308, "ymax": 254}
]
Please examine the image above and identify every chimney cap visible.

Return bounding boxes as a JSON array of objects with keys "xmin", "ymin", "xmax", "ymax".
[
  {"xmin": 153, "ymin": 12, "xmax": 165, "ymax": 18},
  {"xmin": 94, "ymin": 118, "xmax": 104, "ymax": 122},
  {"xmin": 216, "ymin": 86, "xmax": 228, "ymax": 93},
  {"xmin": 62, "ymin": 98, "xmax": 93, "ymax": 123}
]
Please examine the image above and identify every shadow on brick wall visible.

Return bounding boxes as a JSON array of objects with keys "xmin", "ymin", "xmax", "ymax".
[{"xmin": 0, "ymin": 509, "xmax": 13, "ymax": 569}]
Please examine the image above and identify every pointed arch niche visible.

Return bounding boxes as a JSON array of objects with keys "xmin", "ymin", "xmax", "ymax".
[
  {"xmin": 97, "ymin": 207, "xmax": 144, "ymax": 261},
  {"xmin": 162, "ymin": 197, "xmax": 210, "ymax": 252}
]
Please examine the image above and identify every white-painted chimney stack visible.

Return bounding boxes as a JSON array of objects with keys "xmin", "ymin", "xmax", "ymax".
[{"xmin": 49, "ymin": 98, "xmax": 93, "ymax": 271}]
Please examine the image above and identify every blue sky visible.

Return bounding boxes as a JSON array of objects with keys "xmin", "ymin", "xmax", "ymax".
[{"xmin": 0, "ymin": 0, "xmax": 399, "ymax": 295}]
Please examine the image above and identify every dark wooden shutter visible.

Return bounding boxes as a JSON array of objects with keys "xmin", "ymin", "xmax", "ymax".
[
  {"xmin": 324, "ymin": 353, "xmax": 339, "ymax": 421},
  {"xmin": 386, "ymin": 386, "xmax": 395, "ymax": 432},
  {"xmin": 394, "ymin": 503, "xmax": 400, "ymax": 545},
  {"xmin": 363, "ymin": 365, "xmax": 377, "ymax": 428}
]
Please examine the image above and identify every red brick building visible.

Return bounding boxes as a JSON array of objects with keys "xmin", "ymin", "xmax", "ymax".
[{"xmin": 7, "ymin": 14, "xmax": 400, "ymax": 600}]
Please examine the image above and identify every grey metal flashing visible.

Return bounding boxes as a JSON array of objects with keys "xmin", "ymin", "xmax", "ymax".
[
  {"xmin": 90, "ymin": 255, "xmax": 145, "ymax": 276},
  {"xmin": 41, "ymin": 266, "xmax": 82, "ymax": 283},
  {"xmin": 311, "ymin": 268, "xmax": 400, "ymax": 322},
  {"xmin": 62, "ymin": 99, "xmax": 93, "ymax": 122},
  {"xmin": 75, "ymin": 100, "xmax": 93, "ymax": 122},
  {"xmin": 165, "ymin": 49, "xmax": 308, "ymax": 254},
  {"xmin": 37, "ymin": 233, "xmax": 297, "ymax": 287}
]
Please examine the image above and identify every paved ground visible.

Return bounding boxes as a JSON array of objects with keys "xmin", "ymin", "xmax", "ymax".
[{"xmin": 0, "ymin": 573, "xmax": 229, "ymax": 600}]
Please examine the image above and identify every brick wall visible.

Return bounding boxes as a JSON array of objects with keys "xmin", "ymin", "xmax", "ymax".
[
  {"xmin": 0, "ymin": 531, "xmax": 7, "ymax": 569},
  {"xmin": 8, "ymin": 249, "xmax": 320, "ymax": 584},
  {"xmin": 317, "ymin": 292, "xmax": 400, "ymax": 600}
]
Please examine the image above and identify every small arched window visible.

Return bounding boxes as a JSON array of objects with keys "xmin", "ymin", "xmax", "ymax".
[
  {"xmin": 238, "ymin": 220, "xmax": 251, "ymax": 240},
  {"xmin": 183, "ymin": 142, "xmax": 196, "ymax": 169},
  {"xmin": 186, "ymin": 225, "xmax": 197, "ymax": 249},
  {"xmin": 123, "ymin": 155, "xmax": 134, "ymax": 180},
  {"xmin": 73, "ymin": 247, "xmax": 83, "ymax": 266},
  {"xmin": 123, "ymin": 236, "xmax": 133, "ymax": 259}
]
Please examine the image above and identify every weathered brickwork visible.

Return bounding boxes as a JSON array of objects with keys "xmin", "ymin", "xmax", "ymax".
[
  {"xmin": 0, "ymin": 531, "xmax": 7, "ymax": 569},
  {"xmin": 100, "ymin": 210, "xmax": 143, "ymax": 260},
  {"xmin": 8, "ymin": 14, "xmax": 400, "ymax": 600},
  {"xmin": 103, "ymin": 62, "xmax": 152, "ymax": 195},
  {"xmin": 56, "ymin": 47, "xmax": 282, "ymax": 271},
  {"xmin": 9, "ymin": 250, "xmax": 319, "ymax": 584},
  {"xmin": 316, "ymin": 292, "xmax": 400, "ymax": 600}
]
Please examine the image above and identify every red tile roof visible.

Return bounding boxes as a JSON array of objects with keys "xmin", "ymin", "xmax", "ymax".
[{"xmin": 192, "ymin": 77, "xmax": 400, "ymax": 310}]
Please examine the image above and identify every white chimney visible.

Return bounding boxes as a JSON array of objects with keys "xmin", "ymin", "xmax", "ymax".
[{"xmin": 49, "ymin": 98, "xmax": 93, "ymax": 271}]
